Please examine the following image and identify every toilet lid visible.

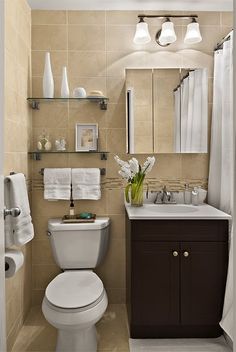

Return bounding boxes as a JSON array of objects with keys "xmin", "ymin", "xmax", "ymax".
[{"xmin": 45, "ymin": 271, "xmax": 104, "ymax": 309}]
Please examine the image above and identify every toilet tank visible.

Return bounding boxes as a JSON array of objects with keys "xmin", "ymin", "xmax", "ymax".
[{"xmin": 48, "ymin": 218, "xmax": 110, "ymax": 269}]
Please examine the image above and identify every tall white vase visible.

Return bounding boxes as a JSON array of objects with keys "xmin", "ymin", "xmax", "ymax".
[
  {"xmin": 43, "ymin": 52, "xmax": 54, "ymax": 98},
  {"xmin": 61, "ymin": 66, "xmax": 70, "ymax": 98}
]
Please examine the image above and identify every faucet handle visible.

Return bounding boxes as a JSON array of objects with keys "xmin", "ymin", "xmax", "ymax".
[
  {"xmin": 169, "ymin": 191, "xmax": 177, "ymax": 204},
  {"xmin": 163, "ymin": 191, "xmax": 170, "ymax": 203},
  {"xmin": 154, "ymin": 191, "xmax": 163, "ymax": 204}
]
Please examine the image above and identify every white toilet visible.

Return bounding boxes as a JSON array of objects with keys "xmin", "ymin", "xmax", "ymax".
[{"xmin": 42, "ymin": 218, "xmax": 110, "ymax": 352}]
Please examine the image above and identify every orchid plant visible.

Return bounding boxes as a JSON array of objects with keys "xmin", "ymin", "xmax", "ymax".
[{"xmin": 114, "ymin": 155, "xmax": 156, "ymax": 206}]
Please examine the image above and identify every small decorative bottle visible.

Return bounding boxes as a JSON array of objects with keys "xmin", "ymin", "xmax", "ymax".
[
  {"xmin": 192, "ymin": 187, "xmax": 199, "ymax": 206},
  {"xmin": 43, "ymin": 52, "xmax": 54, "ymax": 98},
  {"xmin": 69, "ymin": 200, "xmax": 75, "ymax": 216},
  {"xmin": 61, "ymin": 66, "xmax": 70, "ymax": 98},
  {"xmin": 184, "ymin": 184, "xmax": 191, "ymax": 204},
  {"xmin": 37, "ymin": 131, "xmax": 52, "ymax": 151}
]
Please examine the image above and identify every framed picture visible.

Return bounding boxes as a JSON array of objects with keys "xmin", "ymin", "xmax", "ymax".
[{"xmin": 75, "ymin": 123, "xmax": 98, "ymax": 151}]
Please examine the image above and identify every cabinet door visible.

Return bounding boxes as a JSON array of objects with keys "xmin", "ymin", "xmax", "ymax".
[
  {"xmin": 180, "ymin": 242, "xmax": 228, "ymax": 325},
  {"xmin": 132, "ymin": 242, "xmax": 180, "ymax": 325}
]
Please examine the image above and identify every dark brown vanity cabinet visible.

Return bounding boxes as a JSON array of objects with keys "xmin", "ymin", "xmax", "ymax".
[{"xmin": 126, "ymin": 217, "xmax": 229, "ymax": 338}]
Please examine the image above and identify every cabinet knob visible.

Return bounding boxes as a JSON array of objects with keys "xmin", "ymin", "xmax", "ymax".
[
  {"xmin": 183, "ymin": 251, "xmax": 189, "ymax": 257},
  {"xmin": 172, "ymin": 251, "xmax": 178, "ymax": 257}
]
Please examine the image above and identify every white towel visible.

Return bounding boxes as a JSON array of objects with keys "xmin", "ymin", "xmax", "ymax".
[
  {"xmin": 72, "ymin": 168, "xmax": 101, "ymax": 200},
  {"xmin": 5, "ymin": 173, "xmax": 34, "ymax": 247},
  {"xmin": 44, "ymin": 168, "xmax": 71, "ymax": 200},
  {"xmin": 4, "ymin": 182, "xmax": 14, "ymax": 248}
]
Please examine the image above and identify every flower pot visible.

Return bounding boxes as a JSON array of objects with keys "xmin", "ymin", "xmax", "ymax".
[{"xmin": 131, "ymin": 181, "xmax": 144, "ymax": 207}]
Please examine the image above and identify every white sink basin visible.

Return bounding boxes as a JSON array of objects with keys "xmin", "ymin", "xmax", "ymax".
[
  {"xmin": 146, "ymin": 204, "xmax": 198, "ymax": 214},
  {"xmin": 125, "ymin": 203, "xmax": 231, "ymax": 220}
]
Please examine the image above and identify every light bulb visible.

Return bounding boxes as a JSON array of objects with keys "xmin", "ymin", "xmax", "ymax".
[
  {"xmin": 159, "ymin": 19, "xmax": 177, "ymax": 45},
  {"xmin": 184, "ymin": 20, "xmax": 202, "ymax": 44},
  {"xmin": 133, "ymin": 19, "xmax": 151, "ymax": 44}
]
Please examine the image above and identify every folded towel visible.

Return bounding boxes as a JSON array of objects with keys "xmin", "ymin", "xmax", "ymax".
[
  {"xmin": 72, "ymin": 168, "xmax": 101, "ymax": 200},
  {"xmin": 5, "ymin": 173, "xmax": 34, "ymax": 247},
  {"xmin": 44, "ymin": 168, "xmax": 71, "ymax": 200},
  {"xmin": 4, "ymin": 182, "xmax": 14, "ymax": 248}
]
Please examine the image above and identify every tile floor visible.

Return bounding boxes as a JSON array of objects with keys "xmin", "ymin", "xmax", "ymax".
[
  {"xmin": 12, "ymin": 304, "xmax": 130, "ymax": 352},
  {"xmin": 129, "ymin": 336, "xmax": 232, "ymax": 352},
  {"xmin": 11, "ymin": 305, "xmax": 232, "ymax": 352}
]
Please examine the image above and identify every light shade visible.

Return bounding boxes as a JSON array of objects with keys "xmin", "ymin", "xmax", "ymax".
[
  {"xmin": 159, "ymin": 20, "xmax": 177, "ymax": 45},
  {"xmin": 133, "ymin": 20, "xmax": 151, "ymax": 44},
  {"xmin": 184, "ymin": 21, "xmax": 202, "ymax": 44}
]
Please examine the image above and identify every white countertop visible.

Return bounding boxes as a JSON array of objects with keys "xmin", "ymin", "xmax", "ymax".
[{"xmin": 125, "ymin": 203, "xmax": 232, "ymax": 220}]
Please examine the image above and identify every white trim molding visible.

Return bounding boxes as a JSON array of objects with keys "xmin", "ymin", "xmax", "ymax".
[
  {"xmin": 0, "ymin": 0, "xmax": 6, "ymax": 350},
  {"xmin": 27, "ymin": 0, "xmax": 233, "ymax": 11}
]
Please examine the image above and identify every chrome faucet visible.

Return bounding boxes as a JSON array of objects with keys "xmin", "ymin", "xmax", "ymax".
[{"xmin": 154, "ymin": 185, "xmax": 176, "ymax": 204}]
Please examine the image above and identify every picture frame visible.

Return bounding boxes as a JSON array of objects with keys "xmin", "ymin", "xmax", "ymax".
[{"xmin": 75, "ymin": 123, "xmax": 98, "ymax": 151}]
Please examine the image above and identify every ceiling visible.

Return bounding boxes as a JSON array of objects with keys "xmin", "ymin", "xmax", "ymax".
[{"xmin": 27, "ymin": 0, "xmax": 233, "ymax": 11}]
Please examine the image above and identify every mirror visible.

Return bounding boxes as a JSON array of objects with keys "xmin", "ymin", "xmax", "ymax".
[{"xmin": 126, "ymin": 68, "xmax": 208, "ymax": 154}]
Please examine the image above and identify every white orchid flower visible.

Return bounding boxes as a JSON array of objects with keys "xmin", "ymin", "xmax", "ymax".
[
  {"xmin": 118, "ymin": 169, "xmax": 130, "ymax": 181},
  {"xmin": 142, "ymin": 156, "xmax": 155, "ymax": 174},
  {"xmin": 115, "ymin": 154, "xmax": 156, "ymax": 205},
  {"xmin": 115, "ymin": 154, "xmax": 156, "ymax": 184},
  {"xmin": 114, "ymin": 155, "xmax": 129, "ymax": 168},
  {"xmin": 129, "ymin": 158, "xmax": 139, "ymax": 174},
  {"xmin": 121, "ymin": 165, "xmax": 132, "ymax": 178}
]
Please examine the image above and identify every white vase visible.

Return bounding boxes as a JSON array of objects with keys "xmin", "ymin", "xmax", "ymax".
[
  {"xmin": 43, "ymin": 52, "xmax": 54, "ymax": 98},
  {"xmin": 61, "ymin": 66, "xmax": 70, "ymax": 98}
]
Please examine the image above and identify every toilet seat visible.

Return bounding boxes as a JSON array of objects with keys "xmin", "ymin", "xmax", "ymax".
[{"xmin": 45, "ymin": 271, "xmax": 104, "ymax": 309}]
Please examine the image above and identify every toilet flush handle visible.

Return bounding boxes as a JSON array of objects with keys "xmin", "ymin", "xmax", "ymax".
[{"xmin": 47, "ymin": 231, "xmax": 52, "ymax": 237}]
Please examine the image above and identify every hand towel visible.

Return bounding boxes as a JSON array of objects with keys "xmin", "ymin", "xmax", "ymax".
[
  {"xmin": 5, "ymin": 173, "xmax": 34, "ymax": 247},
  {"xmin": 4, "ymin": 181, "xmax": 14, "ymax": 248},
  {"xmin": 72, "ymin": 168, "xmax": 101, "ymax": 200},
  {"xmin": 44, "ymin": 168, "xmax": 71, "ymax": 200}
]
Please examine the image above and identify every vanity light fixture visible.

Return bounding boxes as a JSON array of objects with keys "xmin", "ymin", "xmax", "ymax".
[
  {"xmin": 157, "ymin": 18, "xmax": 177, "ymax": 46},
  {"xmin": 133, "ymin": 14, "xmax": 202, "ymax": 47},
  {"xmin": 184, "ymin": 18, "xmax": 202, "ymax": 44},
  {"xmin": 133, "ymin": 17, "xmax": 151, "ymax": 44}
]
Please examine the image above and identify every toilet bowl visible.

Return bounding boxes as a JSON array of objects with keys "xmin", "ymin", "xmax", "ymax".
[
  {"xmin": 42, "ymin": 271, "xmax": 108, "ymax": 351},
  {"xmin": 42, "ymin": 218, "xmax": 110, "ymax": 352}
]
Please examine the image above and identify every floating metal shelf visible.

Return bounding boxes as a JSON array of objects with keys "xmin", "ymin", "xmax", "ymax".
[
  {"xmin": 28, "ymin": 151, "xmax": 109, "ymax": 161},
  {"xmin": 27, "ymin": 97, "xmax": 109, "ymax": 110}
]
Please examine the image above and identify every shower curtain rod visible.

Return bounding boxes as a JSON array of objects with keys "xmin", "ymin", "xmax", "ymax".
[
  {"xmin": 173, "ymin": 70, "xmax": 194, "ymax": 92},
  {"xmin": 215, "ymin": 29, "xmax": 233, "ymax": 51}
]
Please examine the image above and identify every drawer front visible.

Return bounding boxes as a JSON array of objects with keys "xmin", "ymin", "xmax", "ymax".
[{"xmin": 130, "ymin": 220, "xmax": 228, "ymax": 242}]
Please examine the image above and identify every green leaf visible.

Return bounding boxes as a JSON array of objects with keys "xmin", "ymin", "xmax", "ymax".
[{"xmin": 125, "ymin": 184, "xmax": 132, "ymax": 203}]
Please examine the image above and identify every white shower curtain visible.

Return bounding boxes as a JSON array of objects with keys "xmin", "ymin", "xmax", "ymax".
[
  {"xmin": 208, "ymin": 32, "xmax": 234, "ymax": 340},
  {"xmin": 174, "ymin": 88, "xmax": 181, "ymax": 152},
  {"xmin": 192, "ymin": 69, "xmax": 208, "ymax": 153},
  {"xmin": 180, "ymin": 77, "xmax": 189, "ymax": 152},
  {"xmin": 177, "ymin": 69, "xmax": 208, "ymax": 152}
]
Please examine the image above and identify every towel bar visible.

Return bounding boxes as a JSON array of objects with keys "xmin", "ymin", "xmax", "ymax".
[
  {"xmin": 39, "ymin": 168, "xmax": 106, "ymax": 176},
  {"xmin": 5, "ymin": 172, "xmax": 26, "ymax": 182}
]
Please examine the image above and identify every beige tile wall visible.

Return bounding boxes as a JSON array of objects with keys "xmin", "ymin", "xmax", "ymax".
[
  {"xmin": 4, "ymin": 0, "xmax": 32, "ymax": 350},
  {"xmin": 154, "ymin": 68, "xmax": 180, "ymax": 153},
  {"xmin": 126, "ymin": 69, "xmax": 153, "ymax": 153},
  {"xmin": 31, "ymin": 10, "xmax": 233, "ymax": 305}
]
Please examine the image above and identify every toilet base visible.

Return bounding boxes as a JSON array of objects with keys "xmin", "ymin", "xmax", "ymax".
[{"xmin": 56, "ymin": 326, "xmax": 97, "ymax": 352}]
